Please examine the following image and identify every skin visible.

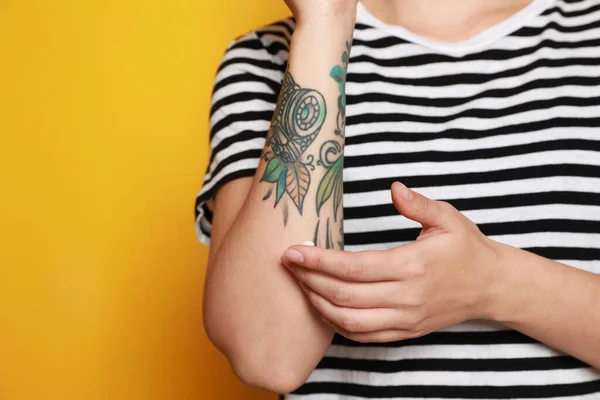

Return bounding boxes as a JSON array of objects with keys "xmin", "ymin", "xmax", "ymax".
[
  {"xmin": 282, "ymin": 183, "xmax": 600, "ymax": 369},
  {"xmin": 205, "ymin": 0, "xmax": 600, "ymax": 394},
  {"xmin": 203, "ymin": 0, "xmax": 357, "ymax": 394}
]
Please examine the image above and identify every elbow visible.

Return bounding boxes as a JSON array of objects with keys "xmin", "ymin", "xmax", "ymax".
[
  {"xmin": 229, "ymin": 353, "xmax": 308, "ymax": 394},
  {"xmin": 203, "ymin": 314, "xmax": 309, "ymax": 394}
]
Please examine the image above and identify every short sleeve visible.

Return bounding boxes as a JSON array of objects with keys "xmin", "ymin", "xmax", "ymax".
[{"xmin": 195, "ymin": 30, "xmax": 288, "ymax": 245}]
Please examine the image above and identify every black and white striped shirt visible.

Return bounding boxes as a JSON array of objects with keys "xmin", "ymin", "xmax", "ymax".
[{"xmin": 196, "ymin": 0, "xmax": 600, "ymax": 397}]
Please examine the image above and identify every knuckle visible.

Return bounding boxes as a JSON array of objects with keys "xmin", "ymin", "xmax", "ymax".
[
  {"xmin": 407, "ymin": 260, "xmax": 426, "ymax": 278},
  {"xmin": 438, "ymin": 201, "xmax": 454, "ymax": 212},
  {"xmin": 405, "ymin": 291, "xmax": 426, "ymax": 307},
  {"xmin": 344, "ymin": 255, "xmax": 364, "ymax": 280},
  {"xmin": 332, "ymin": 285, "xmax": 351, "ymax": 306},
  {"xmin": 407, "ymin": 312, "xmax": 427, "ymax": 331},
  {"xmin": 339, "ymin": 317, "xmax": 361, "ymax": 332},
  {"xmin": 314, "ymin": 252, "xmax": 326, "ymax": 271},
  {"xmin": 415, "ymin": 197, "xmax": 430, "ymax": 217}
]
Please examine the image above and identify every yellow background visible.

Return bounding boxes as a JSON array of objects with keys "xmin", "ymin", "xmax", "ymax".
[{"xmin": 0, "ymin": 1, "xmax": 289, "ymax": 399}]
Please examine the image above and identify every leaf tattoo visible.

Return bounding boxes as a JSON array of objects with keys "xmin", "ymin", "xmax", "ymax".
[
  {"xmin": 316, "ymin": 43, "xmax": 351, "ymax": 223},
  {"xmin": 330, "ymin": 41, "xmax": 351, "ymax": 138},
  {"xmin": 261, "ymin": 71, "xmax": 326, "ymax": 214}
]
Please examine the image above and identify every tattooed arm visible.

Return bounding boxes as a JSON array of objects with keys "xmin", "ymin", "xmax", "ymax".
[{"xmin": 203, "ymin": 7, "xmax": 357, "ymax": 394}]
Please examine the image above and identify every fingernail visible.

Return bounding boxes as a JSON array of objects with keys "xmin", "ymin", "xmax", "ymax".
[
  {"xmin": 395, "ymin": 181, "xmax": 414, "ymax": 201},
  {"xmin": 283, "ymin": 248, "xmax": 304, "ymax": 264}
]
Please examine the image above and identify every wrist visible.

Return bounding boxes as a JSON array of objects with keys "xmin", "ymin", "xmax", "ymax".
[
  {"xmin": 294, "ymin": 8, "xmax": 357, "ymax": 33},
  {"xmin": 478, "ymin": 239, "xmax": 520, "ymax": 322}
]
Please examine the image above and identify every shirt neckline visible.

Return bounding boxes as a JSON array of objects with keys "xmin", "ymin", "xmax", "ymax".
[{"xmin": 356, "ymin": 0, "xmax": 555, "ymax": 56}]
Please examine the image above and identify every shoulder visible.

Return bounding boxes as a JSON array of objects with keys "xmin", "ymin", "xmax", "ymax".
[{"xmin": 220, "ymin": 18, "xmax": 295, "ymax": 75}]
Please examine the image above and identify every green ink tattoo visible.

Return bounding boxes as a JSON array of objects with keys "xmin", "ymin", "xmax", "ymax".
[
  {"xmin": 330, "ymin": 41, "xmax": 351, "ymax": 138},
  {"xmin": 316, "ymin": 42, "xmax": 350, "ymax": 223},
  {"xmin": 261, "ymin": 72, "xmax": 326, "ymax": 215},
  {"xmin": 313, "ymin": 41, "xmax": 352, "ymax": 249}
]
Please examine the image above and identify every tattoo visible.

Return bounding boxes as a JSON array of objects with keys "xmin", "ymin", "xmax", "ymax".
[
  {"xmin": 312, "ymin": 218, "xmax": 343, "ymax": 250},
  {"xmin": 263, "ymin": 189, "xmax": 273, "ymax": 201},
  {"xmin": 261, "ymin": 42, "xmax": 351, "ymax": 251},
  {"xmin": 316, "ymin": 140, "xmax": 344, "ymax": 221},
  {"xmin": 283, "ymin": 202, "xmax": 289, "ymax": 227},
  {"xmin": 330, "ymin": 41, "xmax": 351, "ymax": 138},
  {"xmin": 313, "ymin": 219, "xmax": 320, "ymax": 247},
  {"xmin": 261, "ymin": 72, "xmax": 326, "ymax": 214},
  {"xmin": 313, "ymin": 43, "xmax": 352, "ymax": 250}
]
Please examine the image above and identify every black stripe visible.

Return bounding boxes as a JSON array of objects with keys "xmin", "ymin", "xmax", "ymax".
[
  {"xmin": 292, "ymin": 379, "xmax": 600, "ymax": 398},
  {"xmin": 351, "ymin": 38, "xmax": 600, "ymax": 67},
  {"xmin": 525, "ymin": 246, "xmax": 600, "ymax": 261},
  {"xmin": 343, "ymin": 164, "xmax": 600, "ymax": 193},
  {"xmin": 345, "ymin": 139, "xmax": 600, "ymax": 167},
  {"xmin": 348, "ymin": 57, "xmax": 600, "ymax": 86},
  {"xmin": 218, "ymin": 57, "xmax": 283, "ymax": 74},
  {"xmin": 346, "ymin": 117, "xmax": 600, "ymax": 143},
  {"xmin": 331, "ymin": 330, "xmax": 537, "ymax": 347},
  {"xmin": 210, "ymin": 92, "xmax": 277, "ymax": 118},
  {"xmin": 347, "ymin": 96, "xmax": 600, "ymax": 125},
  {"xmin": 355, "ymin": 23, "xmax": 372, "ymax": 31},
  {"xmin": 316, "ymin": 355, "xmax": 588, "ymax": 372},
  {"xmin": 195, "ymin": 169, "xmax": 256, "ymax": 217},
  {"xmin": 514, "ymin": 18, "xmax": 600, "ymax": 37},
  {"xmin": 344, "ymin": 192, "xmax": 600, "ymax": 219},
  {"xmin": 262, "ymin": 40, "xmax": 291, "ymax": 57},
  {"xmin": 255, "ymin": 29, "xmax": 291, "ymax": 44},
  {"xmin": 346, "ymin": 220, "xmax": 600, "ymax": 246},
  {"xmin": 542, "ymin": 3, "xmax": 600, "ymax": 18},
  {"xmin": 229, "ymin": 39, "xmax": 264, "ymax": 52},
  {"xmin": 213, "ymin": 73, "xmax": 281, "ymax": 95},
  {"xmin": 346, "ymin": 76, "xmax": 600, "ymax": 108},
  {"xmin": 209, "ymin": 129, "xmax": 267, "ymax": 165},
  {"xmin": 205, "ymin": 149, "xmax": 262, "ymax": 181},
  {"xmin": 211, "ymin": 110, "xmax": 274, "ymax": 139},
  {"xmin": 267, "ymin": 19, "xmax": 294, "ymax": 36}
]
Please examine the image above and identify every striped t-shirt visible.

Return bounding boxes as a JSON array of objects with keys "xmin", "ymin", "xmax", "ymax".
[{"xmin": 195, "ymin": 0, "xmax": 600, "ymax": 398}]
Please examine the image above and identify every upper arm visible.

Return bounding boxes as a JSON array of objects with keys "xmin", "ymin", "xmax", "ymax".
[
  {"xmin": 194, "ymin": 31, "xmax": 283, "ymax": 250},
  {"xmin": 208, "ymin": 176, "xmax": 253, "ymax": 259}
]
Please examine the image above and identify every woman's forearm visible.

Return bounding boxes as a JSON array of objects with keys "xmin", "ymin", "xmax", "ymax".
[
  {"xmin": 203, "ymin": 18, "xmax": 355, "ymax": 393},
  {"xmin": 489, "ymin": 242, "xmax": 600, "ymax": 368}
]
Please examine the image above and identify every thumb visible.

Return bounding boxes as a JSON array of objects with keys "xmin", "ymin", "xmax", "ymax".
[{"xmin": 391, "ymin": 181, "xmax": 455, "ymax": 228}]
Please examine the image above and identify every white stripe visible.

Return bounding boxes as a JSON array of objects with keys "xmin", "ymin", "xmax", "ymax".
[
  {"xmin": 343, "ymin": 177, "xmax": 600, "ymax": 207},
  {"xmin": 205, "ymin": 137, "xmax": 265, "ymax": 181},
  {"xmin": 209, "ymin": 117, "xmax": 270, "ymax": 150},
  {"xmin": 325, "ymin": 342, "xmax": 562, "ymax": 360},
  {"xmin": 345, "ymin": 128, "xmax": 600, "ymax": 155},
  {"xmin": 349, "ymin": 46, "xmax": 600, "ymax": 79},
  {"xmin": 200, "ymin": 158, "xmax": 259, "ymax": 194},
  {"xmin": 347, "ymin": 65, "xmax": 599, "ymax": 102},
  {"xmin": 286, "ymin": 393, "xmax": 600, "ymax": 400},
  {"xmin": 345, "ymin": 204, "xmax": 600, "ymax": 232},
  {"xmin": 210, "ymin": 99, "xmax": 274, "ymax": 128},
  {"xmin": 305, "ymin": 367, "xmax": 600, "ymax": 386},
  {"xmin": 344, "ymin": 150, "xmax": 600, "ymax": 181},
  {"xmin": 212, "ymin": 81, "xmax": 274, "ymax": 106},
  {"xmin": 347, "ymin": 84, "xmax": 600, "ymax": 118}
]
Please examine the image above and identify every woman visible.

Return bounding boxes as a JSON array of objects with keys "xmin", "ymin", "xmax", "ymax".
[{"xmin": 196, "ymin": 0, "xmax": 600, "ymax": 398}]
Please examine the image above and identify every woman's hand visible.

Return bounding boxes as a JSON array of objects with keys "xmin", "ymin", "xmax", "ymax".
[
  {"xmin": 280, "ymin": 182, "xmax": 504, "ymax": 343},
  {"xmin": 285, "ymin": 0, "xmax": 359, "ymax": 24}
]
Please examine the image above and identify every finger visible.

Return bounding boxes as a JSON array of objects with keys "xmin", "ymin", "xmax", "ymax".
[
  {"xmin": 282, "ymin": 246, "xmax": 402, "ymax": 282},
  {"xmin": 291, "ymin": 267, "xmax": 399, "ymax": 308},
  {"xmin": 301, "ymin": 283, "xmax": 399, "ymax": 333},
  {"xmin": 335, "ymin": 327, "xmax": 416, "ymax": 344},
  {"xmin": 391, "ymin": 181, "xmax": 457, "ymax": 229}
]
